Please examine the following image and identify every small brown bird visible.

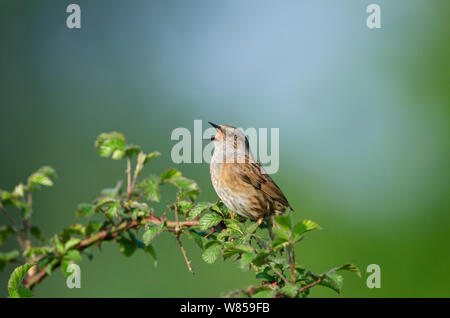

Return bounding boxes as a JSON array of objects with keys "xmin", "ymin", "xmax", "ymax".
[{"xmin": 208, "ymin": 122, "xmax": 292, "ymax": 223}]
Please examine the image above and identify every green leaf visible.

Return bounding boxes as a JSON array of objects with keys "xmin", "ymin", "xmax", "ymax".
[
  {"xmin": 199, "ymin": 212, "xmax": 222, "ymax": 230},
  {"xmin": 188, "ymin": 230, "xmax": 207, "ymax": 249},
  {"xmin": 118, "ymin": 237, "xmax": 137, "ymax": 257},
  {"xmin": 201, "ymin": 242, "xmax": 222, "ymax": 264},
  {"xmin": 64, "ymin": 238, "xmax": 81, "ymax": 250},
  {"xmin": 321, "ymin": 273, "xmax": 344, "ymax": 294},
  {"xmin": 28, "ymin": 174, "xmax": 53, "ymax": 187},
  {"xmin": 274, "ymin": 215, "xmax": 292, "ymax": 233},
  {"xmin": 253, "ymin": 288, "xmax": 275, "ymax": 298},
  {"xmin": 272, "ymin": 226, "xmax": 290, "ymax": 241},
  {"xmin": 160, "ymin": 168, "xmax": 182, "ymax": 182},
  {"xmin": 175, "ymin": 200, "xmax": 194, "ymax": 214},
  {"xmin": 138, "ymin": 176, "xmax": 160, "ymax": 202},
  {"xmin": 142, "ymin": 225, "xmax": 161, "ymax": 245},
  {"xmin": 187, "ymin": 202, "xmax": 212, "ymax": 220},
  {"xmin": 8, "ymin": 264, "xmax": 34, "ymax": 298},
  {"xmin": 144, "ymin": 245, "xmax": 158, "ymax": 267},
  {"xmin": 240, "ymin": 252, "xmax": 256, "ymax": 269},
  {"xmin": 85, "ymin": 222, "xmax": 103, "ymax": 236},
  {"xmin": 245, "ymin": 222, "xmax": 260, "ymax": 234},
  {"xmin": 144, "ymin": 151, "xmax": 161, "ymax": 164},
  {"xmin": 292, "ymin": 220, "xmax": 321, "ymax": 240},
  {"xmin": 0, "ymin": 250, "xmax": 20, "ymax": 262},
  {"xmin": 76, "ymin": 203, "xmax": 96, "ymax": 217},
  {"xmin": 105, "ymin": 201, "xmax": 120, "ymax": 219},
  {"xmin": 223, "ymin": 246, "xmax": 253, "ymax": 260},
  {"xmin": 272, "ymin": 236, "xmax": 289, "ymax": 250},
  {"xmin": 328, "ymin": 263, "xmax": 361, "ymax": 277},
  {"xmin": 28, "ymin": 166, "xmax": 57, "ymax": 190},
  {"xmin": 252, "ymin": 252, "xmax": 269, "ymax": 267},
  {"xmin": 94, "ymin": 132, "xmax": 126, "ymax": 159},
  {"xmin": 281, "ymin": 284, "xmax": 299, "ymax": 298},
  {"xmin": 124, "ymin": 145, "xmax": 141, "ymax": 158},
  {"xmin": 12, "ymin": 183, "xmax": 25, "ymax": 198},
  {"xmin": 64, "ymin": 250, "xmax": 82, "ymax": 262}
]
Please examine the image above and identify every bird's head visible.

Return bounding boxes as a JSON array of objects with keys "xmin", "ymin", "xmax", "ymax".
[{"xmin": 208, "ymin": 122, "xmax": 251, "ymax": 159}]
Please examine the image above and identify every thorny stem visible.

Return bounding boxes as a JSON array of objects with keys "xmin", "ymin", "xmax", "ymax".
[
  {"xmin": 176, "ymin": 235, "xmax": 194, "ymax": 274},
  {"xmin": 23, "ymin": 216, "xmax": 199, "ymax": 289},
  {"xmin": 173, "ymin": 197, "xmax": 194, "ymax": 274}
]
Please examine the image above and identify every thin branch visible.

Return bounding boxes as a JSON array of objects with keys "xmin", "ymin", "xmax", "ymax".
[
  {"xmin": 0, "ymin": 205, "xmax": 20, "ymax": 231},
  {"xmin": 0, "ymin": 205, "xmax": 26, "ymax": 250},
  {"xmin": 289, "ymin": 241, "xmax": 296, "ymax": 284},
  {"xmin": 23, "ymin": 216, "xmax": 199, "ymax": 289},
  {"xmin": 176, "ymin": 235, "xmax": 194, "ymax": 274},
  {"xmin": 269, "ymin": 263, "xmax": 290, "ymax": 286},
  {"xmin": 126, "ymin": 157, "xmax": 132, "ymax": 201},
  {"xmin": 173, "ymin": 197, "xmax": 194, "ymax": 274},
  {"xmin": 298, "ymin": 276, "xmax": 324, "ymax": 294}
]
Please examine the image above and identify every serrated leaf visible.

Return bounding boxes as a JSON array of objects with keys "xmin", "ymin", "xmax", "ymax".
[
  {"xmin": 138, "ymin": 176, "xmax": 160, "ymax": 202},
  {"xmin": 329, "ymin": 263, "xmax": 361, "ymax": 277},
  {"xmin": 160, "ymin": 168, "xmax": 182, "ymax": 182},
  {"xmin": 188, "ymin": 231, "xmax": 207, "ymax": 249},
  {"xmin": 245, "ymin": 222, "xmax": 259, "ymax": 234},
  {"xmin": 272, "ymin": 226, "xmax": 290, "ymax": 241},
  {"xmin": 105, "ymin": 201, "xmax": 120, "ymax": 219},
  {"xmin": 252, "ymin": 252, "xmax": 269, "ymax": 267},
  {"xmin": 272, "ymin": 236, "xmax": 289, "ymax": 250},
  {"xmin": 201, "ymin": 242, "xmax": 222, "ymax": 264},
  {"xmin": 144, "ymin": 151, "xmax": 161, "ymax": 164},
  {"xmin": 274, "ymin": 215, "xmax": 292, "ymax": 233},
  {"xmin": 95, "ymin": 132, "xmax": 126, "ymax": 159},
  {"xmin": 240, "ymin": 252, "xmax": 256, "ymax": 269},
  {"xmin": 187, "ymin": 202, "xmax": 212, "ymax": 220},
  {"xmin": 8, "ymin": 264, "xmax": 34, "ymax": 298},
  {"xmin": 76, "ymin": 203, "xmax": 95, "ymax": 217},
  {"xmin": 199, "ymin": 212, "xmax": 222, "ymax": 230},
  {"xmin": 175, "ymin": 200, "xmax": 194, "ymax": 214},
  {"xmin": 321, "ymin": 273, "xmax": 344, "ymax": 294},
  {"xmin": 85, "ymin": 222, "xmax": 103, "ymax": 236},
  {"xmin": 293, "ymin": 220, "xmax": 321, "ymax": 240}
]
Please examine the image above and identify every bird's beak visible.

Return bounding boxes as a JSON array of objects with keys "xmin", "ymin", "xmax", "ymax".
[
  {"xmin": 209, "ymin": 122, "xmax": 221, "ymax": 130},
  {"xmin": 204, "ymin": 122, "xmax": 220, "ymax": 141}
]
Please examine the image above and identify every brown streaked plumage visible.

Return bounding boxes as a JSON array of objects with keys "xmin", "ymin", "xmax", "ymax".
[{"xmin": 208, "ymin": 122, "xmax": 292, "ymax": 220}]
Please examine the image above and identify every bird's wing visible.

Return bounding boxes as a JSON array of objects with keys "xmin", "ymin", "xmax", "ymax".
[{"xmin": 231, "ymin": 161, "xmax": 291, "ymax": 209}]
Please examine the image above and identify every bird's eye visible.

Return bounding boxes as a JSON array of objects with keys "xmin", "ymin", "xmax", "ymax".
[{"xmin": 211, "ymin": 137, "xmax": 215, "ymax": 141}]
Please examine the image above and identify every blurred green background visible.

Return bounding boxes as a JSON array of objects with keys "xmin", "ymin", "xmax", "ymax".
[{"xmin": 1, "ymin": 0, "xmax": 449, "ymax": 297}]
